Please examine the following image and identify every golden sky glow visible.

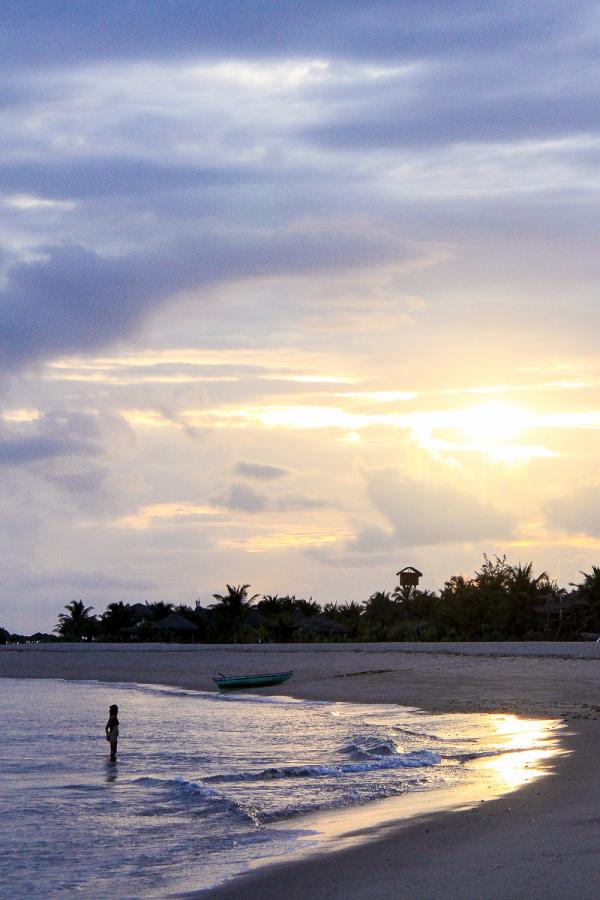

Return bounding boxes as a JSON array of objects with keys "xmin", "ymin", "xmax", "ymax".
[
  {"xmin": 39, "ymin": 344, "xmax": 600, "ymax": 609},
  {"xmin": 116, "ymin": 503, "xmax": 222, "ymax": 530},
  {"xmin": 108, "ymin": 390, "xmax": 600, "ymax": 470},
  {"xmin": 220, "ymin": 530, "xmax": 350, "ymax": 552}
]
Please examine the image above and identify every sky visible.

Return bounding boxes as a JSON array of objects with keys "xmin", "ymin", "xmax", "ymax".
[{"xmin": 2, "ymin": 1, "xmax": 600, "ymax": 632}]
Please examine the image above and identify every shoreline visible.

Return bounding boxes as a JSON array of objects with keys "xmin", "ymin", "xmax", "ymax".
[
  {"xmin": 2, "ymin": 642, "xmax": 600, "ymax": 898},
  {"xmin": 202, "ymin": 725, "xmax": 592, "ymax": 900}
]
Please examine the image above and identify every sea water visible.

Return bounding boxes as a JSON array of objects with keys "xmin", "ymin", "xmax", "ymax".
[{"xmin": 0, "ymin": 678, "xmax": 562, "ymax": 898}]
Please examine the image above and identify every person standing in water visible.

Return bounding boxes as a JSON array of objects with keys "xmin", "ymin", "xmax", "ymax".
[{"xmin": 105, "ymin": 704, "xmax": 119, "ymax": 761}]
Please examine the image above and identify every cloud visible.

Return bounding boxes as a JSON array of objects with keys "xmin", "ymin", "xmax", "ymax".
[
  {"xmin": 0, "ymin": 2, "xmax": 578, "ymax": 70},
  {"xmin": 362, "ymin": 468, "xmax": 514, "ymax": 546},
  {"xmin": 2, "ymin": 1, "xmax": 600, "ymax": 635},
  {"xmin": 275, "ymin": 493, "xmax": 327, "ymax": 511},
  {"xmin": 2, "ymin": 7, "xmax": 595, "ymax": 383},
  {"xmin": 0, "ymin": 411, "xmax": 102, "ymax": 465},
  {"xmin": 235, "ymin": 460, "xmax": 291, "ymax": 480},
  {"xmin": 44, "ymin": 466, "xmax": 108, "ymax": 496},
  {"xmin": 211, "ymin": 481, "xmax": 325, "ymax": 514},
  {"xmin": 544, "ymin": 485, "xmax": 600, "ymax": 538},
  {"xmin": 212, "ymin": 482, "xmax": 268, "ymax": 513},
  {"xmin": 346, "ymin": 524, "xmax": 396, "ymax": 554},
  {"xmin": 13, "ymin": 568, "xmax": 154, "ymax": 593},
  {"xmin": 0, "ymin": 158, "xmax": 284, "ymax": 204},
  {"xmin": 0, "ymin": 222, "xmax": 438, "ymax": 374},
  {"xmin": 0, "ymin": 245, "xmax": 168, "ymax": 372}
]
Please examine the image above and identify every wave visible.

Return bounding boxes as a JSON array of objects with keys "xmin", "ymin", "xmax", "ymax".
[
  {"xmin": 130, "ymin": 770, "xmax": 434, "ymax": 827},
  {"xmin": 204, "ymin": 749, "xmax": 441, "ymax": 784},
  {"xmin": 137, "ymin": 776, "xmax": 428, "ymax": 825},
  {"xmin": 342, "ymin": 737, "xmax": 400, "ymax": 759},
  {"xmin": 57, "ymin": 783, "xmax": 108, "ymax": 793},
  {"xmin": 131, "ymin": 774, "xmax": 260, "ymax": 823},
  {"xmin": 256, "ymin": 780, "xmax": 423, "ymax": 822}
]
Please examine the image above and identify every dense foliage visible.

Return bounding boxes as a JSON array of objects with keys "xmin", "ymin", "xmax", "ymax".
[{"xmin": 3, "ymin": 556, "xmax": 600, "ymax": 644}]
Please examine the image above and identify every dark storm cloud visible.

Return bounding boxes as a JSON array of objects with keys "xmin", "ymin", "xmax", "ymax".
[{"xmin": 0, "ymin": 1, "xmax": 575, "ymax": 69}]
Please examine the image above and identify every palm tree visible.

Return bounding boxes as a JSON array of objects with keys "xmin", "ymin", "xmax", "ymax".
[
  {"xmin": 573, "ymin": 567, "xmax": 600, "ymax": 631},
  {"xmin": 211, "ymin": 584, "xmax": 259, "ymax": 642},
  {"xmin": 504, "ymin": 561, "xmax": 550, "ymax": 637},
  {"xmin": 324, "ymin": 601, "xmax": 363, "ymax": 638},
  {"xmin": 258, "ymin": 594, "xmax": 294, "ymax": 614},
  {"xmin": 256, "ymin": 595, "xmax": 296, "ymax": 641},
  {"xmin": 294, "ymin": 597, "xmax": 321, "ymax": 617},
  {"xmin": 362, "ymin": 591, "xmax": 397, "ymax": 640},
  {"xmin": 99, "ymin": 602, "xmax": 136, "ymax": 641},
  {"xmin": 55, "ymin": 600, "xmax": 97, "ymax": 640},
  {"xmin": 143, "ymin": 601, "xmax": 173, "ymax": 622}
]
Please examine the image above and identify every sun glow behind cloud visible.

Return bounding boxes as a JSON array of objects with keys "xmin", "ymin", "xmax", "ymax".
[
  {"xmin": 160, "ymin": 399, "xmax": 577, "ymax": 464},
  {"xmin": 15, "ymin": 351, "xmax": 600, "ymax": 472},
  {"xmin": 110, "ymin": 392, "xmax": 600, "ymax": 465},
  {"xmin": 457, "ymin": 402, "xmax": 529, "ymax": 444}
]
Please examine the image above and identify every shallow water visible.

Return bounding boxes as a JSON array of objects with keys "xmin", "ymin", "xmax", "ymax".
[{"xmin": 0, "ymin": 678, "xmax": 562, "ymax": 898}]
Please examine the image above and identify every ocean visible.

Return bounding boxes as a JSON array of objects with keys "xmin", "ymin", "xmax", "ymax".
[{"xmin": 0, "ymin": 678, "xmax": 562, "ymax": 898}]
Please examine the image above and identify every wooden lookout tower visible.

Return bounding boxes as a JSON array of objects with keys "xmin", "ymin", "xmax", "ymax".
[{"xmin": 395, "ymin": 566, "xmax": 423, "ymax": 601}]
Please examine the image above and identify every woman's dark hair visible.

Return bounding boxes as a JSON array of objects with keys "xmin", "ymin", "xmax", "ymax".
[{"xmin": 109, "ymin": 704, "xmax": 119, "ymax": 714}]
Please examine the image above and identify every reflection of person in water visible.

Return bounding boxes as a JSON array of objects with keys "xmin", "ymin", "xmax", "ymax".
[{"xmin": 105, "ymin": 704, "xmax": 119, "ymax": 761}]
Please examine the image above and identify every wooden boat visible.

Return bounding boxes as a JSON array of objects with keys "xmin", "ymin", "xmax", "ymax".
[{"xmin": 213, "ymin": 670, "xmax": 293, "ymax": 690}]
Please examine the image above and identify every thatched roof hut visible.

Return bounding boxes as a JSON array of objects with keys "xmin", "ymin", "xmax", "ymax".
[
  {"xmin": 300, "ymin": 615, "xmax": 349, "ymax": 637},
  {"xmin": 154, "ymin": 612, "xmax": 199, "ymax": 633}
]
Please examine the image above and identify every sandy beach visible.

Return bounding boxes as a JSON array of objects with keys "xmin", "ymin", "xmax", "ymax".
[{"xmin": 2, "ymin": 641, "xmax": 600, "ymax": 899}]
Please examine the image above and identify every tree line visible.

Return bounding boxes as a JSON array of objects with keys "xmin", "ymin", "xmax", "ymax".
[{"xmin": 3, "ymin": 556, "xmax": 600, "ymax": 644}]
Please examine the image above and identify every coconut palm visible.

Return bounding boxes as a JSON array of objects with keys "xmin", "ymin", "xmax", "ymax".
[
  {"xmin": 362, "ymin": 591, "xmax": 398, "ymax": 640},
  {"xmin": 211, "ymin": 584, "xmax": 259, "ymax": 642},
  {"xmin": 99, "ymin": 602, "xmax": 137, "ymax": 641},
  {"xmin": 255, "ymin": 595, "xmax": 297, "ymax": 641},
  {"xmin": 573, "ymin": 566, "xmax": 600, "ymax": 631},
  {"xmin": 324, "ymin": 601, "xmax": 363, "ymax": 638},
  {"xmin": 55, "ymin": 600, "xmax": 97, "ymax": 640},
  {"xmin": 145, "ymin": 601, "xmax": 174, "ymax": 622},
  {"xmin": 294, "ymin": 597, "xmax": 321, "ymax": 617}
]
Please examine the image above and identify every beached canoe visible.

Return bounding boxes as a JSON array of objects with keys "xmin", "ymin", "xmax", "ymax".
[{"xmin": 213, "ymin": 671, "xmax": 293, "ymax": 690}]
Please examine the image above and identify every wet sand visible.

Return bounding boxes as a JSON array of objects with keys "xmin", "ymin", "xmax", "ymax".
[{"xmin": 2, "ymin": 641, "xmax": 600, "ymax": 898}]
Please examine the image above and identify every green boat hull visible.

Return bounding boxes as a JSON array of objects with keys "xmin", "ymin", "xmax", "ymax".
[{"xmin": 213, "ymin": 671, "xmax": 293, "ymax": 690}]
